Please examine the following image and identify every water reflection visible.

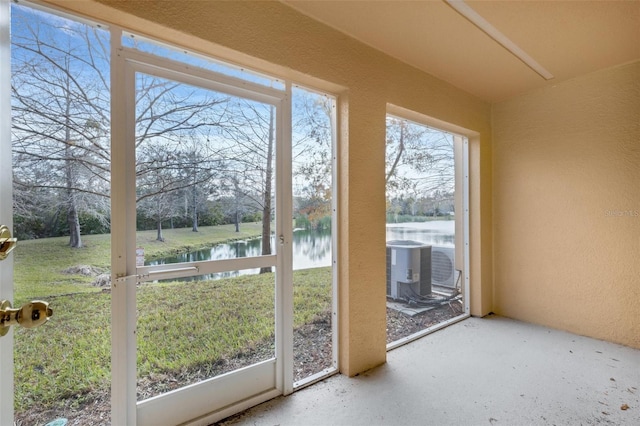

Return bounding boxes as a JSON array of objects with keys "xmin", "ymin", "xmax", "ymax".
[
  {"xmin": 292, "ymin": 228, "xmax": 332, "ymax": 269},
  {"xmin": 386, "ymin": 220, "xmax": 455, "ymax": 247},
  {"xmin": 148, "ymin": 228, "xmax": 333, "ymax": 280},
  {"xmin": 168, "ymin": 238, "xmax": 263, "ymax": 264},
  {"xmin": 148, "ymin": 221, "xmax": 454, "ymax": 281}
]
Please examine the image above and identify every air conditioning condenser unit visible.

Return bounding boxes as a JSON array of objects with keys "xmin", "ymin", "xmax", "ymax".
[{"xmin": 386, "ymin": 240, "xmax": 431, "ymax": 301}]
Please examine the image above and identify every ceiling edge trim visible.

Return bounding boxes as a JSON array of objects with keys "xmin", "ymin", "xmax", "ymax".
[{"xmin": 445, "ymin": 0, "xmax": 554, "ymax": 81}]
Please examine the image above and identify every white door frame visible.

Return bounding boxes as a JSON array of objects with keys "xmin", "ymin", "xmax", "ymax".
[
  {"xmin": 111, "ymin": 37, "xmax": 293, "ymax": 425},
  {"xmin": 0, "ymin": 0, "xmax": 14, "ymax": 422}
]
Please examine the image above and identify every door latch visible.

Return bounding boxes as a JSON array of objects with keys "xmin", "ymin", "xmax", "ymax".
[
  {"xmin": 0, "ymin": 225, "xmax": 17, "ymax": 261},
  {"xmin": 0, "ymin": 300, "xmax": 53, "ymax": 337}
]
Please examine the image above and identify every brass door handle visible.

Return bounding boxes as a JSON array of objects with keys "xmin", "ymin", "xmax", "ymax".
[
  {"xmin": 0, "ymin": 300, "xmax": 53, "ymax": 337},
  {"xmin": 0, "ymin": 225, "xmax": 17, "ymax": 261}
]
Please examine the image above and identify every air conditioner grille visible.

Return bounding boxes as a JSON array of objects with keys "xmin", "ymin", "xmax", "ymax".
[{"xmin": 431, "ymin": 246, "xmax": 455, "ymax": 287}]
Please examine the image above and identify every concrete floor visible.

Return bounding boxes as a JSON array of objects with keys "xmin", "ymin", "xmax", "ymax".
[{"xmin": 218, "ymin": 315, "xmax": 640, "ymax": 426}]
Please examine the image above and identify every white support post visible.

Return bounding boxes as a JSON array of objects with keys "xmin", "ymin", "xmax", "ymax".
[
  {"xmin": 110, "ymin": 27, "xmax": 138, "ymax": 426},
  {"xmin": 278, "ymin": 87, "xmax": 294, "ymax": 395},
  {"xmin": 462, "ymin": 137, "xmax": 471, "ymax": 314},
  {"xmin": 330, "ymin": 95, "xmax": 340, "ymax": 372}
]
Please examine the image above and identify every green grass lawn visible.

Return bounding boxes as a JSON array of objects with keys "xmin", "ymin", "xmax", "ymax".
[{"xmin": 12, "ymin": 224, "xmax": 332, "ymax": 413}]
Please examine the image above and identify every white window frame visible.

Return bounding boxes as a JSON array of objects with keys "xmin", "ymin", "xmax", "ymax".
[{"xmin": 385, "ymin": 105, "xmax": 472, "ymax": 351}]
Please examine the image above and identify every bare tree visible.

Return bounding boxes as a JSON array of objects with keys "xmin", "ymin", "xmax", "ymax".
[
  {"xmin": 385, "ymin": 116, "xmax": 455, "ymax": 217},
  {"xmin": 134, "ymin": 74, "xmax": 229, "ymax": 238},
  {"xmin": 11, "ymin": 12, "xmax": 111, "ymax": 247},
  {"xmin": 220, "ymin": 171, "xmax": 254, "ymax": 233},
  {"xmin": 221, "ymin": 100, "xmax": 275, "ymax": 273},
  {"xmin": 261, "ymin": 106, "xmax": 275, "ymax": 270},
  {"xmin": 137, "ymin": 145, "xmax": 181, "ymax": 241},
  {"xmin": 12, "ymin": 8, "xmax": 233, "ymax": 246}
]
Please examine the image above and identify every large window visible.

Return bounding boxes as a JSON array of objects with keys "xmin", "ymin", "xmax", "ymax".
[
  {"xmin": 385, "ymin": 113, "xmax": 468, "ymax": 347},
  {"xmin": 292, "ymin": 87, "xmax": 336, "ymax": 386},
  {"xmin": 11, "ymin": 4, "xmax": 112, "ymax": 424}
]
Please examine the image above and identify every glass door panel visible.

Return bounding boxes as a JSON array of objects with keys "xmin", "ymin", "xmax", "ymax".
[
  {"xmin": 133, "ymin": 69, "xmax": 282, "ymax": 421},
  {"xmin": 10, "ymin": 4, "xmax": 112, "ymax": 424}
]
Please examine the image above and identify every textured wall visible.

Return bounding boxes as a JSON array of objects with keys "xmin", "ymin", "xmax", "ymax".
[
  {"xmin": 493, "ymin": 62, "xmax": 640, "ymax": 348},
  {"xmin": 46, "ymin": 0, "xmax": 494, "ymax": 374}
]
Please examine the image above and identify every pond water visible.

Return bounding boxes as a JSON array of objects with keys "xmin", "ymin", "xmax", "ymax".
[
  {"xmin": 386, "ymin": 220, "xmax": 455, "ymax": 247},
  {"xmin": 149, "ymin": 221, "xmax": 454, "ymax": 280},
  {"xmin": 148, "ymin": 228, "xmax": 333, "ymax": 280}
]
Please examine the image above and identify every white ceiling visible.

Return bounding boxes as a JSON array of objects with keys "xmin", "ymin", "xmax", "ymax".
[{"xmin": 282, "ymin": 0, "xmax": 640, "ymax": 103}]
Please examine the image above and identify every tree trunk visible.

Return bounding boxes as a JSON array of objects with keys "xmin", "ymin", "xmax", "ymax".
[
  {"xmin": 234, "ymin": 176, "xmax": 240, "ymax": 232},
  {"xmin": 191, "ymin": 184, "xmax": 198, "ymax": 232},
  {"xmin": 156, "ymin": 199, "xmax": 164, "ymax": 241},
  {"xmin": 67, "ymin": 192, "xmax": 82, "ymax": 248},
  {"xmin": 156, "ymin": 219, "xmax": 164, "ymax": 241},
  {"xmin": 260, "ymin": 106, "xmax": 275, "ymax": 274},
  {"xmin": 65, "ymin": 95, "xmax": 82, "ymax": 248},
  {"xmin": 385, "ymin": 121, "xmax": 406, "ymax": 185},
  {"xmin": 66, "ymin": 161, "xmax": 82, "ymax": 248}
]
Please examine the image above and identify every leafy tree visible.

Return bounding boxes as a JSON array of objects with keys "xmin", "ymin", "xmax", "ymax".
[{"xmin": 292, "ymin": 89, "xmax": 333, "ymax": 230}]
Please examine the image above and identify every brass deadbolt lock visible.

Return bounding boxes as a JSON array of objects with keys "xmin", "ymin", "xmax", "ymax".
[
  {"xmin": 0, "ymin": 300, "xmax": 53, "ymax": 337},
  {"xmin": 0, "ymin": 225, "xmax": 17, "ymax": 261}
]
